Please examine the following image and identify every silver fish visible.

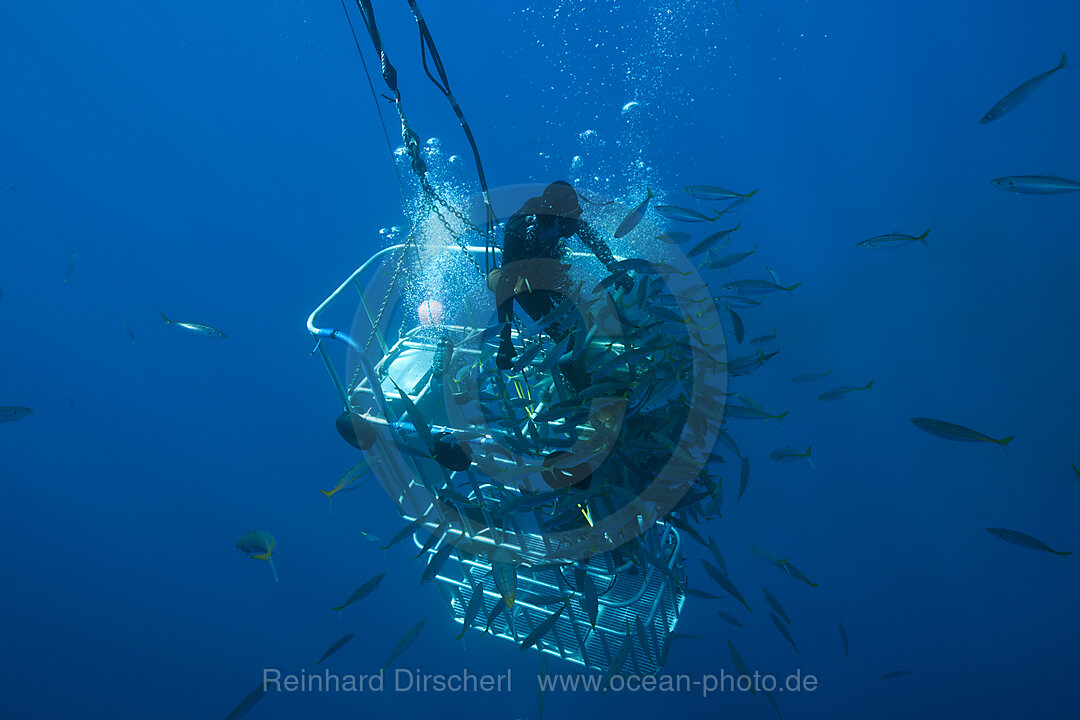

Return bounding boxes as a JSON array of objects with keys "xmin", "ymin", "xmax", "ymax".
[
  {"xmin": 685, "ymin": 587, "xmax": 723, "ymax": 600},
  {"xmin": 614, "ymin": 187, "xmax": 652, "ymax": 238},
  {"xmin": 715, "ymin": 429, "xmax": 742, "ymax": 460},
  {"xmin": 332, "ymin": 573, "xmax": 386, "ymax": 611},
  {"xmin": 770, "ymin": 612, "xmax": 799, "ymax": 654},
  {"xmin": 634, "ymin": 616, "xmax": 653, "ymax": 661},
  {"xmin": 818, "ymin": 380, "xmax": 873, "ymax": 401},
  {"xmin": 685, "ymin": 185, "xmax": 759, "ymax": 201},
  {"xmin": 456, "ymin": 588, "xmax": 485, "ymax": 640},
  {"xmin": 991, "ymin": 175, "xmax": 1080, "ymax": 194},
  {"xmin": 655, "ymin": 231, "xmax": 691, "ymax": 243},
  {"xmin": 602, "ymin": 622, "xmax": 633, "ymax": 691},
  {"xmin": 763, "ymin": 587, "xmax": 790, "ymax": 624},
  {"xmin": 420, "ymin": 538, "xmax": 458, "ymax": 585},
  {"xmin": 160, "ymin": 312, "xmax": 226, "ymax": 338},
  {"xmin": 482, "ymin": 597, "xmax": 507, "ymax": 636},
  {"xmin": 581, "ymin": 573, "xmax": 598, "ymax": 629},
  {"xmin": 708, "ymin": 536, "xmax": 728, "ymax": 573},
  {"xmin": 316, "ymin": 632, "xmax": 356, "ymax": 664},
  {"xmin": 719, "ymin": 279, "xmax": 801, "ymax": 295},
  {"xmin": 704, "ymin": 244, "xmax": 756, "ymax": 271},
  {"xmin": 701, "ymin": 559, "xmax": 751, "ymax": 612},
  {"xmin": 380, "ymin": 515, "xmax": 428, "ymax": 550},
  {"xmin": 724, "ymin": 404, "xmax": 789, "ymax": 422},
  {"xmin": 490, "ymin": 548, "xmax": 517, "ymax": 608},
  {"xmin": 519, "ymin": 599, "xmax": 568, "ymax": 651},
  {"xmin": 986, "ymin": 527, "xmax": 1071, "ymax": 555},
  {"xmin": 223, "ymin": 682, "xmax": 266, "ymax": 720},
  {"xmin": 0, "ymin": 406, "xmax": 34, "ymax": 424},
  {"xmin": 728, "ymin": 309, "xmax": 744, "ymax": 344},
  {"xmin": 687, "ymin": 223, "xmax": 741, "ymax": 258},
  {"xmin": 981, "ymin": 52, "xmax": 1067, "ymax": 124},
  {"xmin": 857, "ymin": 229, "xmax": 929, "ymax": 249},
  {"xmin": 910, "ymin": 417, "xmax": 1013, "ymax": 446},
  {"xmin": 749, "ymin": 545, "xmax": 819, "ymax": 587},
  {"xmin": 768, "ymin": 446, "xmax": 814, "ymax": 468},
  {"xmin": 727, "ymin": 639, "xmax": 756, "ymax": 696},
  {"xmin": 750, "ymin": 328, "xmax": 776, "ymax": 345},
  {"xmin": 655, "ymin": 205, "xmax": 722, "ymax": 222},
  {"xmin": 716, "ymin": 295, "xmax": 764, "ymax": 308},
  {"xmin": 382, "ymin": 620, "xmax": 425, "ymax": 671}
]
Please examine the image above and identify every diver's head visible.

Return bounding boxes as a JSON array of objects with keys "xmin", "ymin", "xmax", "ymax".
[{"xmin": 540, "ymin": 180, "xmax": 582, "ymax": 237}]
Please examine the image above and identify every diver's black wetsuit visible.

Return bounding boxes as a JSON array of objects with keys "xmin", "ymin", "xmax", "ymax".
[{"xmin": 495, "ymin": 181, "xmax": 631, "ymax": 376}]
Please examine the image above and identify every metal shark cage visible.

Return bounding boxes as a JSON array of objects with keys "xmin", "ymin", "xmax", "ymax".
[{"xmin": 308, "ymin": 243, "xmax": 687, "ymax": 675}]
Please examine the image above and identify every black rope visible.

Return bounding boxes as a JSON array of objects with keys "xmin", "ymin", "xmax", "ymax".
[
  {"xmin": 404, "ymin": 0, "xmax": 499, "ymax": 273},
  {"xmin": 345, "ymin": 0, "xmax": 497, "ymax": 278},
  {"xmin": 354, "ymin": 0, "xmax": 400, "ymax": 98},
  {"xmin": 339, "ymin": 0, "xmax": 407, "ymax": 206}
]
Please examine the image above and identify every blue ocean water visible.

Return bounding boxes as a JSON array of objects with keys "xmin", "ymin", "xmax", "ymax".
[{"xmin": 2, "ymin": 1, "xmax": 1078, "ymax": 719}]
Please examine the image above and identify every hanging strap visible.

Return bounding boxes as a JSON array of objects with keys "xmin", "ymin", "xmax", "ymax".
[{"xmin": 404, "ymin": 0, "xmax": 498, "ymax": 272}]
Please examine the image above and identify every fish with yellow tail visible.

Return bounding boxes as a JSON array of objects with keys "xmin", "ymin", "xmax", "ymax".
[{"xmin": 236, "ymin": 530, "xmax": 278, "ymax": 582}]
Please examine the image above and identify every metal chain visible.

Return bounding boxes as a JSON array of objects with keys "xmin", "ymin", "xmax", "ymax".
[{"xmin": 365, "ymin": 230, "xmax": 415, "ymax": 352}]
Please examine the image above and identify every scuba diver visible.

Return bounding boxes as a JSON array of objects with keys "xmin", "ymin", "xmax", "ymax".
[{"xmin": 490, "ymin": 180, "xmax": 633, "ymax": 376}]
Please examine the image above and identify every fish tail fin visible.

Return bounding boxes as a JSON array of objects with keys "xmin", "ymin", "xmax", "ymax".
[
  {"xmin": 1053, "ymin": 550, "xmax": 1073, "ymax": 556},
  {"xmin": 1058, "ymin": 52, "xmax": 1068, "ymax": 69},
  {"xmin": 919, "ymin": 229, "xmax": 930, "ymax": 244},
  {"xmin": 743, "ymin": 189, "xmax": 760, "ymax": 199},
  {"xmin": 785, "ymin": 282, "xmax": 803, "ymax": 292},
  {"xmin": 998, "ymin": 435, "xmax": 1015, "ymax": 447},
  {"xmin": 863, "ymin": 379, "xmax": 874, "ymax": 390},
  {"xmin": 776, "ymin": 411, "xmax": 790, "ymax": 422},
  {"xmin": 160, "ymin": 313, "xmax": 171, "ymax": 324},
  {"xmin": 331, "ymin": 604, "xmax": 346, "ymax": 612},
  {"xmin": 267, "ymin": 557, "xmax": 279, "ymax": 583}
]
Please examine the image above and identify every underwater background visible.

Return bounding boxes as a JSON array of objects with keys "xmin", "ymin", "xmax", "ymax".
[{"xmin": 2, "ymin": 1, "xmax": 1079, "ymax": 718}]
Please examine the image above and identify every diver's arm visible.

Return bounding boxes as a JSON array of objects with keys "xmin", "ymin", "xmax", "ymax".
[
  {"xmin": 494, "ymin": 216, "xmax": 526, "ymax": 370},
  {"xmin": 496, "ymin": 295, "xmax": 515, "ymax": 370},
  {"xmin": 577, "ymin": 220, "xmax": 633, "ymax": 291}
]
